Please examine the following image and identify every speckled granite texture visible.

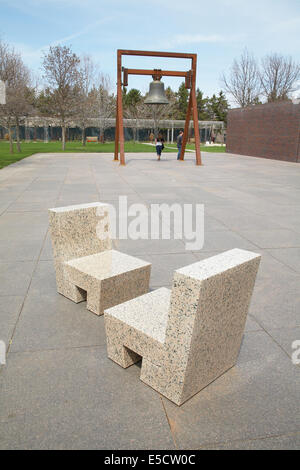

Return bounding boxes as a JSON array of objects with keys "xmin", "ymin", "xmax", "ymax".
[
  {"xmin": 49, "ymin": 203, "xmax": 151, "ymax": 315},
  {"xmin": 104, "ymin": 248, "xmax": 261, "ymax": 406},
  {"xmin": 65, "ymin": 250, "xmax": 151, "ymax": 315}
]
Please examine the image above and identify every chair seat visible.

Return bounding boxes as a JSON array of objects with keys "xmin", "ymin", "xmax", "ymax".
[
  {"xmin": 65, "ymin": 249, "xmax": 150, "ymax": 280},
  {"xmin": 105, "ymin": 287, "xmax": 171, "ymax": 344},
  {"xmin": 64, "ymin": 249, "xmax": 151, "ymax": 315}
]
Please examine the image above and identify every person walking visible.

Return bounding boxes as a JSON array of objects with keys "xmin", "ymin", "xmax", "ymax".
[
  {"xmin": 177, "ymin": 130, "xmax": 183, "ymax": 160},
  {"xmin": 155, "ymin": 134, "xmax": 164, "ymax": 161}
]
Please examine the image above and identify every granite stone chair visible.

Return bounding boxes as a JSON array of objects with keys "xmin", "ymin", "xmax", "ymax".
[
  {"xmin": 49, "ymin": 202, "xmax": 151, "ymax": 315},
  {"xmin": 104, "ymin": 248, "xmax": 261, "ymax": 406}
]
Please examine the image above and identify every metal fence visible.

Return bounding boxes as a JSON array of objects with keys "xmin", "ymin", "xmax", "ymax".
[{"xmin": 0, "ymin": 117, "xmax": 224, "ymax": 143}]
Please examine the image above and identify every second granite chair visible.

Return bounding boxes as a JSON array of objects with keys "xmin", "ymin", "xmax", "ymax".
[
  {"xmin": 104, "ymin": 248, "xmax": 261, "ymax": 405},
  {"xmin": 49, "ymin": 202, "xmax": 151, "ymax": 315}
]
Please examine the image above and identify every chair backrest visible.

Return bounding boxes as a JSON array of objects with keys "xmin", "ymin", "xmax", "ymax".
[
  {"xmin": 49, "ymin": 202, "xmax": 112, "ymax": 265},
  {"xmin": 165, "ymin": 248, "xmax": 261, "ymax": 402}
]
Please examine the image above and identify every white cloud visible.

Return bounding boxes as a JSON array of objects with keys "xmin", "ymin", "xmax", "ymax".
[{"xmin": 49, "ymin": 17, "xmax": 114, "ymax": 47}]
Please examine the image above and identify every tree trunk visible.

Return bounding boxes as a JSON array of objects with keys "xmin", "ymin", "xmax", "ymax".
[
  {"xmin": 99, "ymin": 127, "xmax": 104, "ymax": 143},
  {"xmin": 44, "ymin": 126, "xmax": 49, "ymax": 143},
  {"xmin": 153, "ymin": 109, "xmax": 159, "ymax": 138},
  {"xmin": 25, "ymin": 125, "xmax": 30, "ymax": 141},
  {"xmin": 62, "ymin": 123, "xmax": 66, "ymax": 151},
  {"xmin": 15, "ymin": 117, "xmax": 21, "ymax": 153},
  {"xmin": 82, "ymin": 126, "xmax": 86, "ymax": 146},
  {"xmin": 8, "ymin": 124, "xmax": 14, "ymax": 154}
]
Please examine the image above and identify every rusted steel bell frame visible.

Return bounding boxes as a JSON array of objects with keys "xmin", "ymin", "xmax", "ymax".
[{"xmin": 114, "ymin": 50, "xmax": 202, "ymax": 166}]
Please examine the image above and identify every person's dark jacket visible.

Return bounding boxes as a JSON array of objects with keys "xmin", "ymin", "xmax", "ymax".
[{"xmin": 177, "ymin": 134, "xmax": 183, "ymax": 148}]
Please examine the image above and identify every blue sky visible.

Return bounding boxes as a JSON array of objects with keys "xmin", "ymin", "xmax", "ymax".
[{"xmin": 0, "ymin": 0, "xmax": 299, "ymax": 101}]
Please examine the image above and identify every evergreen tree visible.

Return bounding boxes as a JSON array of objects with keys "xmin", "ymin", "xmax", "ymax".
[
  {"xmin": 215, "ymin": 91, "xmax": 229, "ymax": 123},
  {"xmin": 206, "ymin": 91, "xmax": 229, "ymax": 123},
  {"xmin": 176, "ymin": 82, "xmax": 189, "ymax": 119},
  {"xmin": 124, "ymin": 88, "xmax": 143, "ymax": 141},
  {"xmin": 164, "ymin": 86, "xmax": 177, "ymax": 119},
  {"xmin": 196, "ymin": 88, "xmax": 209, "ymax": 120},
  {"xmin": 124, "ymin": 88, "xmax": 142, "ymax": 109}
]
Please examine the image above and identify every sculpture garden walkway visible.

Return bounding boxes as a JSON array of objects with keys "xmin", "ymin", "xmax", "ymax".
[{"xmin": 0, "ymin": 150, "xmax": 299, "ymax": 449}]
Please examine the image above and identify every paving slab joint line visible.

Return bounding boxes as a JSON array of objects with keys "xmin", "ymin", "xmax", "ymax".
[
  {"xmin": 90, "ymin": 160, "xmax": 142, "ymax": 203},
  {"xmin": 8, "ymin": 343, "xmax": 105, "ymax": 356},
  {"xmin": 0, "ymin": 175, "xmax": 40, "ymax": 215},
  {"xmin": 160, "ymin": 396, "xmax": 178, "ymax": 449},
  {"xmin": 247, "ymin": 314, "xmax": 300, "ymax": 365},
  {"xmin": 4, "ymin": 227, "xmax": 51, "ymax": 356},
  {"xmin": 206, "ymin": 219, "xmax": 300, "ymax": 269},
  {"xmin": 4, "ymin": 171, "xmax": 69, "ymax": 356},
  {"xmin": 197, "ymin": 429, "xmax": 300, "ymax": 450},
  {"xmin": 264, "ymin": 331, "xmax": 300, "ymax": 367},
  {"xmin": 263, "ymin": 249, "xmax": 300, "ymax": 275}
]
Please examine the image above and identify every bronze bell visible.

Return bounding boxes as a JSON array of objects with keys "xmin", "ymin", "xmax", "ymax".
[{"xmin": 144, "ymin": 80, "xmax": 169, "ymax": 105}]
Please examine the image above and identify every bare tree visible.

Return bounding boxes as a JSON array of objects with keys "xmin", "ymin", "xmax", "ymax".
[
  {"xmin": 131, "ymin": 101, "xmax": 149, "ymax": 141},
  {"xmin": 0, "ymin": 39, "xmax": 33, "ymax": 153},
  {"xmin": 94, "ymin": 74, "xmax": 115, "ymax": 142},
  {"xmin": 144, "ymin": 87, "xmax": 177, "ymax": 137},
  {"xmin": 42, "ymin": 45, "xmax": 80, "ymax": 150},
  {"xmin": 259, "ymin": 53, "xmax": 300, "ymax": 102},
  {"xmin": 0, "ymin": 40, "xmax": 16, "ymax": 152},
  {"xmin": 221, "ymin": 49, "xmax": 261, "ymax": 107},
  {"xmin": 151, "ymin": 105, "xmax": 168, "ymax": 137},
  {"xmin": 77, "ymin": 55, "xmax": 97, "ymax": 145},
  {"xmin": 9, "ymin": 67, "xmax": 33, "ymax": 153}
]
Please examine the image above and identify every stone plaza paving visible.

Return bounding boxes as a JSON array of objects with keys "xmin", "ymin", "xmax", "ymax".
[{"xmin": 0, "ymin": 150, "xmax": 299, "ymax": 450}]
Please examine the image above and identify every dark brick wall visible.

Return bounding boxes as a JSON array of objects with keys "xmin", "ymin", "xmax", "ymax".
[{"xmin": 226, "ymin": 101, "xmax": 300, "ymax": 162}]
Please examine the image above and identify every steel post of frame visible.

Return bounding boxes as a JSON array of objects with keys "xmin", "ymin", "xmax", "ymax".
[
  {"xmin": 191, "ymin": 55, "xmax": 202, "ymax": 165},
  {"xmin": 114, "ymin": 100, "xmax": 119, "ymax": 160},
  {"xmin": 191, "ymin": 86, "xmax": 202, "ymax": 165},
  {"xmin": 115, "ymin": 54, "xmax": 120, "ymax": 161},
  {"xmin": 180, "ymin": 56, "xmax": 202, "ymax": 165},
  {"xmin": 117, "ymin": 50, "xmax": 125, "ymax": 165},
  {"xmin": 115, "ymin": 49, "xmax": 202, "ymax": 166},
  {"xmin": 180, "ymin": 92, "xmax": 192, "ymax": 161}
]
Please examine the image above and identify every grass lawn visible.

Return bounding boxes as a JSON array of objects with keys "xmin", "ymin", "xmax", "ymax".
[{"xmin": 0, "ymin": 140, "xmax": 226, "ymax": 169}]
